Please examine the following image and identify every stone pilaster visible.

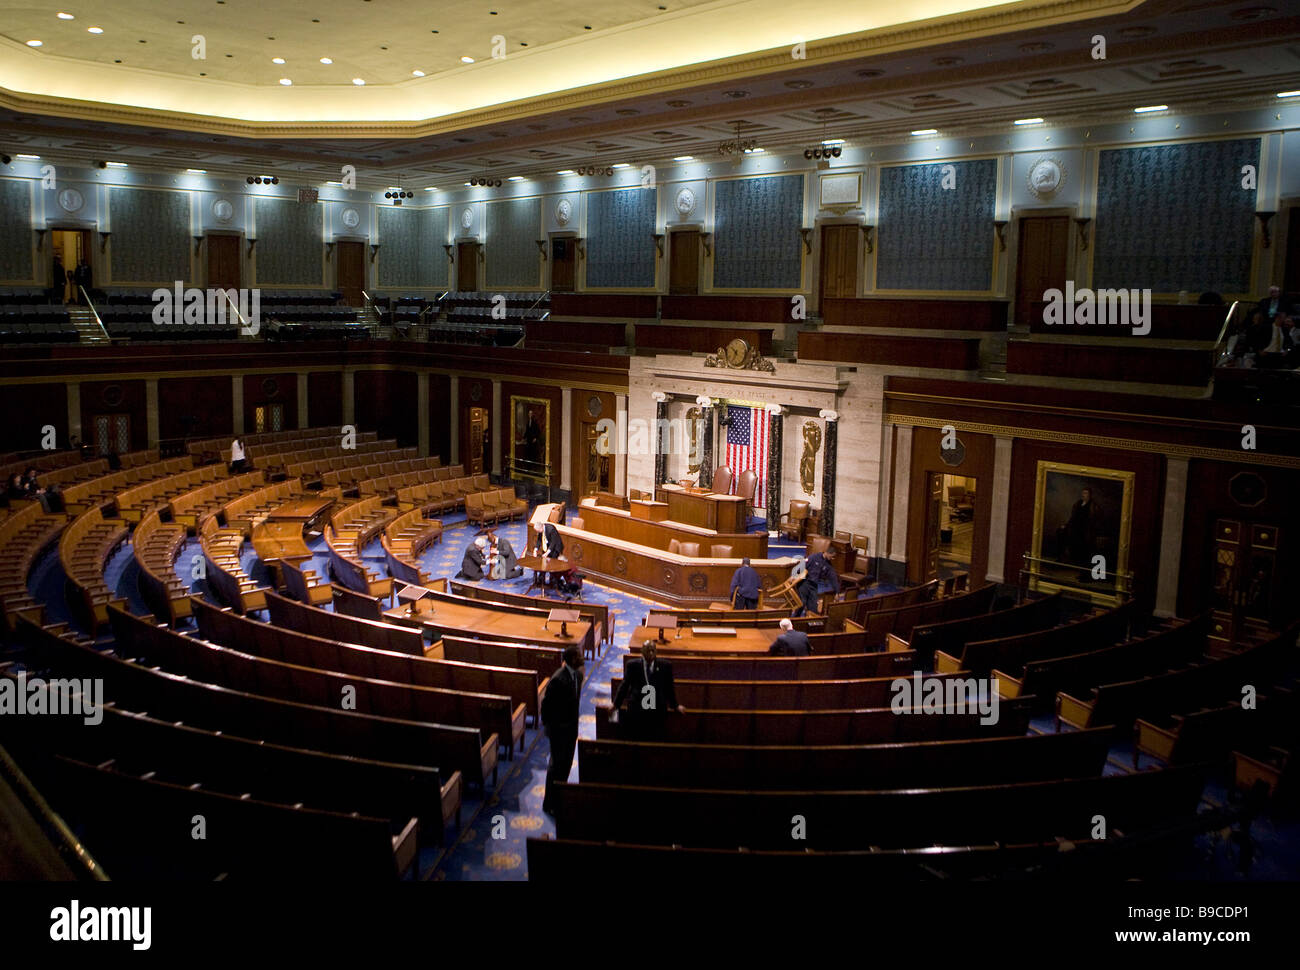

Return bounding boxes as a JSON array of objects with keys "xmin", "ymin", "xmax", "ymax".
[
  {"xmin": 766, "ymin": 405, "xmax": 783, "ymax": 526},
  {"xmin": 819, "ymin": 409, "xmax": 839, "ymax": 535}
]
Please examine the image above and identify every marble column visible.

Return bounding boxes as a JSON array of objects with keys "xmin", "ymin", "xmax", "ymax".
[
  {"xmin": 231, "ymin": 374, "xmax": 244, "ymax": 435},
  {"xmin": 145, "ymin": 379, "xmax": 159, "ymax": 448},
  {"xmin": 615, "ymin": 393, "xmax": 628, "ymax": 495},
  {"xmin": 766, "ymin": 405, "xmax": 783, "ymax": 527},
  {"xmin": 560, "ymin": 387, "xmax": 573, "ymax": 491},
  {"xmin": 296, "ymin": 374, "xmax": 309, "ymax": 429},
  {"xmin": 818, "ymin": 409, "xmax": 839, "ymax": 535},
  {"xmin": 652, "ymin": 392, "xmax": 668, "ymax": 486},
  {"xmin": 888, "ymin": 425, "xmax": 913, "ymax": 562},
  {"xmin": 698, "ymin": 396, "xmax": 714, "ymax": 489},
  {"xmin": 416, "ymin": 372, "xmax": 430, "ymax": 458},
  {"xmin": 449, "ymin": 379, "xmax": 460, "ymax": 464},
  {"xmin": 985, "ymin": 434, "xmax": 1014, "ymax": 584},
  {"xmin": 490, "ymin": 379, "xmax": 502, "ymax": 478},
  {"xmin": 1154, "ymin": 456, "xmax": 1189, "ymax": 618}
]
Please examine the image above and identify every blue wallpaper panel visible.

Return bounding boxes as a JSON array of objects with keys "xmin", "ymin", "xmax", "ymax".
[
  {"xmin": 876, "ymin": 160, "xmax": 996, "ymax": 291},
  {"xmin": 378, "ymin": 206, "xmax": 419, "ymax": 288},
  {"xmin": 586, "ymin": 187, "xmax": 656, "ymax": 288},
  {"xmin": 255, "ymin": 197, "xmax": 323, "ymax": 286},
  {"xmin": 485, "ymin": 198, "xmax": 539, "ymax": 289},
  {"xmin": 0, "ymin": 180, "xmax": 33, "ymax": 281},
  {"xmin": 1094, "ymin": 139, "xmax": 1259, "ymax": 293},
  {"xmin": 418, "ymin": 208, "xmax": 446, "ymax": 289},
  {"xmin": 108, "ymin": 187, "xmax": 191, "ymax": 284},
  {"xmin": 713, "ymin": 174, "xmax": 804, "ymax": 289}
]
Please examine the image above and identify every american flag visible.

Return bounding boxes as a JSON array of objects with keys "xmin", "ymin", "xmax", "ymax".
[{"xmin": 724, "ymin": 404, "xmax": 768, "ymax": 510}]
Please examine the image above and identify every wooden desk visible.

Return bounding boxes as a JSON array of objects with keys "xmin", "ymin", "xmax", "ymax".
[
  {"xmin": 629, "ymin": 500, "xmax": 668, "ymax": 522},
  {"xmin": 655, "ymin": 485, "xmax": 746, "ymax": 533},
  {"xmin": 385, "ymin": 597, "xmax": 592, "ymax": 655},
  {"xmin": 577, "ymin": 501, "xmax": 766, "ymax": 559},
  {"xmin": 265, "ymin": 496, "xmax": 334, "ymax": 522},
  {"xmin": 629, "ymin": 624, "xmax": 780, "ymax": 654},
  {"xmin": 519, "ymin": 555, "xmax": 572, "ymax": 596},
  {"xmin": 251, "ymin": 497, "xmax": 334, "ymax": 586}
]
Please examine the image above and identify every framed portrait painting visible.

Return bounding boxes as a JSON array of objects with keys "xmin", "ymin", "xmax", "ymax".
[
  {"xmin": 1030, "ymin": 460, "xmax": 1134, "ymax": 605},
  {"xmin": 510, "ymin": 395, "xmax": 550, "ymax": 482}
]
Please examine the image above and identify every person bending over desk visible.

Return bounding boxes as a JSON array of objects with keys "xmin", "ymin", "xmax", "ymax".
[{"xmin": 730, "ymin": 557, "xmax": 761, "ymax": 609}]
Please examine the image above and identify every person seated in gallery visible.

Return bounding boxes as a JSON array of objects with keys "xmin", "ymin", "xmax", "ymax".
[
  {"xmin": 456, "ymin": 536, "xmax": 488, "ymax": 581},
  {"xmin": 729, "ymin": 557, "xmax": 761, "ymax": 609},
  {"xmin": 769, "ymin": 618, "xmax": 812, "ymax": 656}
]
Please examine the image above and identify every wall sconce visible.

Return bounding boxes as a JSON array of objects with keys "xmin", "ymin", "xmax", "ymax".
[
  {"xmin": 325, "ymin": 242, "xmax": 336, "ymax": 258},
  {"xmin": 798, "ymin": 228, "xmax": 813, "ymax": 254},
  {"xmin": 576, "ymin": 238, "xmax": 586, "ymax": 260},
  {"xmin": 34, "ymin": 228, "xmax": 47, "ymax": 251},
  {"xmin": 993, "ymin": 220, "xmax": 1008, "ymax": 252},
  {"xmin": 99, "ymin": 231, "xmax": 112, "ymax": 253},
  {"xmin": 1256, "ymin": 211, "xmax": 1276, "ymax": 248},
  {"xmin": 193, "ymin": 235, "xmax": 205, "ymax": 256},
  {"xmin": 443, "ymin": 244, "xmax": 455, "ymax": 262},
  {"xmin": 246, "ymin": 237, "xmax": 257, "ymax": 257},
  {"xmin": 536, "ymin": 239, "xmax": 547, "ymax": 261},
  {"xmin": 370, "ymin": 244, "xmax": 381, "ymax": 263},
  {"xmin": 652, "ymin": 233, "xmax": 664, "ymax": 256},
  {"xmin": 1073, "ymin": 217, "xmax": 1092, "ymax": 251},
  {"xmin": 478, "ymin": 246, "xmax": 485, "ymax": 263},
  {"xmin": 860, "ymin": 224, "xmax": 875, "ymax": 254},
  {"xmin": 701, "ymin": 232, "xmax": 713, "ymax": 257}
]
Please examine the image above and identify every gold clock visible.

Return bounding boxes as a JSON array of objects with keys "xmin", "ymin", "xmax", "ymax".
[{"xmin": 725, "ymin": 338, "xmax": 750, "ymax": 367}]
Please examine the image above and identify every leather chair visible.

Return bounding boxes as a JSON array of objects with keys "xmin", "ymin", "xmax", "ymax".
[
  {"xmin": 735, "ymin": 469, "xmax": 757, "ymax": 523},
  {"xmin": 678, "ymin": 541, "xmax": 700, "ymax": 558},
  {"xmin": 570, "ymin": 516, "xmax": 585, "ymax": 530},
  {"xmin": 711, "ymin": 544, "xmax": 733, "ymax": 558},
  {"xmin": 668, "ymin": 538, "xmax": 681, "ymax": 555},
  {"xmin": 778, "ymin": 500, "xmax": 811, "ymax": 542},
  {"xmin": 712, "ymin": 466, "xmax": 734, "ymax": 496}
]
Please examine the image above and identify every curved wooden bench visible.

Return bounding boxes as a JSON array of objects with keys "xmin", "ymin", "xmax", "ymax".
[
  {"xmin": 59, "ymin": 506, "xmax": 129, "ymax": 635},
  {"xmin": 198, "ymin": 517, "xmax": 268, "ymax": 614},
  {"xmin": 132, "ymin": 509, "xmax": 193, "ymax": 625}
]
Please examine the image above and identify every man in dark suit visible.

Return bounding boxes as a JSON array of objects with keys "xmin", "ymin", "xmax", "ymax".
[
  {"xmin": 456, "ymin": 537, "xmax": 487, "ymax": 580},
  {"xmin": 769, "ymin": 618, "xmax": 811, "ymax": 656},
  {"xmin": 611, "ymin": 639, "xmax": 684, "ymax": 740},
  {"xmin": 540, "ymin": 645, "xmax": 584, "ymax": 815},
  {"xmin": 796, "ymin": 551, "xmax": 840, "ymax": 616},
  {"xmin": 730, "ymin": 557, "xmax": 761, "ymax": 609},
  {"xmin": 1256, "ymin": 285, "xmax": 1291, "ymax": 326},
  {"xmin": 537, "ymin": 520, "xmax": 564, "ymax": 559}
]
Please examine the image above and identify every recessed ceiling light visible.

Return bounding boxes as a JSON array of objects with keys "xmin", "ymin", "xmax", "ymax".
[
  {"xmin": 16, "ymin": 154, "xmax": 40, "ymax": 160},
  {"xmin": 673, "ymin": 155, "xmax": 694, "ymax": 161},
  {"xmin": 1014, "ymin": 117, "xmax": 1044, "ymax": 125},
  {"xmin": 461, "ymin": 56, "xmax": 475, "ymax": 64},
  {"xmin": 424, "ymin": 186, "xmax": 437, "ymax": 191},
  {"xmin": 279, "ymin": 78, "xmax": 292, "ymax": 85},
  {"xmin": 1134, "ymin": 104, "xmax": 1168, "ymax": 113},
  {"xmin": 26, "ymin": 40, "xmax": 42, "ymax": 47},
  {"xmin": 1276, "ymin": 90, "xmax": 1300, "ymax": 98},
  {"xmin": 87, "ymin": 26, "xmax": 103, "ymax": 34},
  {"xmin": 272, "ymin": 57, "xmax": 285, "ymax": 64},
  {"xmin": 186, "ymin": 168, "xmax": 207, "ymax": 174},
  {"xmin": 910, "ymin": 128, "xmax": 938, "ymax": 136},
  {"xmin": 611, "ymin": 163, "xmax": 629, "ymax": 169},
  {"xmin": 744, "ymin": 147, "xmax": 764, "ymax": 154},
  {"xmin": 412, "ymin": 70, "xmax": 425, "ymax": 77},
  {"xmin": 352, "ymin": 77, "xmax": 365, "ymax": 85},
  {"xmin": 557, "ymin": 169, "xmax": 575, "ymax": 175},
  {"xmin": 507, "ymin": 176, "xmax": 524, "ymax": 181},
  {"xmin": 319, "ymin": 57, "xmax": 332, "ymax": 64},
  {"xmin": 464, "ymin": 181, "xmax": 472, "ymax": 186},
  {"xmin": 821, "ymin": 139, "xmax": 844, "ymax": 146},
  {"xmin": 105, "ymin": 161, "xmax": 128, "ymax": 168},
  {"xmin": 57, "ymin": 12, "xmax": 74, "ymax": 19}
]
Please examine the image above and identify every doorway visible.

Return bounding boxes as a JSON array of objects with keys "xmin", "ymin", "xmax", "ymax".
[
  {"xmin": 91, "ymin": 414, "xmax": 131, "ymax": 458},
  {"xmin": 457, "ymin": 242, "xmax": 479, "ymax": 291},
  {"xmin": 336, "ymin": 241, "xmax": 365, "ymax": 306},
  {"xmin": 206, "ymin": 234, "xmax": 240, "ymax": 291},
  {"xmin": 463, "ymin": 406, "xmax": 489, "ymax": 476},
  {"xmin": 922, "ymin": 472, "xmax": 979, "ymax": 583},
  {"xmin": 1209, "ymin": 519, "xmax": 1281, "ymax": 650},
  {"xmin": 252, "ymin": 403, "xmax": 285, "ymax": 434},
  {"xmin": 551, "ymin": 237, "xmax": 576, "ymax": 292},
  {"xmin": 818, "ymin": 224, "xmax": 859, "ymax": 306},
  {"xmin": 668, "ymin": 229, "xmax": 700, "ymax": 295},
  {"xmin": 51, "ymin": 229, "xmax": 92, "ymax": 304},
  {"xmin": 1013, "ymin": 215, "xmax": 1070, "ymax": 329}
]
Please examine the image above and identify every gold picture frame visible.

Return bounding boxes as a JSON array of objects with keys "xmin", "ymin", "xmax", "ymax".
[
  {"xmin": 1029, "ymin": 460, "xmax": 1135, "ymax": 606},
  {"xmin": 509, "ymin": 395, "xmax": 551, "ymax": 483}
]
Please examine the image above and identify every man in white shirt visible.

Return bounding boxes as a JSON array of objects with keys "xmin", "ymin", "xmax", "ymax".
[{"xmin": 229, "ymin": 437, "xmax": 247, "ymax": 473}]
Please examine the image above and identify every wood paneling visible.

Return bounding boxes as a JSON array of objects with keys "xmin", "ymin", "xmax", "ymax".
[
  {"xmin": 500, "ymin": 380, "xmax": 561, "ymax": 486},
  {"xmin": 80, "ymin": 379, "xmax": 148, "ymax": 453},
  {"xmin": 821, "ymin": 298, "xmax": 1008, "ymax": 331},
  {"xmin": 578, "ymin": 502, "xmax": 766, "ymax": 557},
  {"xmin": 429, "ymin": 373, "xmax": 451, "ymax": 463},
  {"xmin": 668, "ymin": 230, "xmax": 699, "ymax": 295},
  {"xmin": 550, "ymin": 294, "xmax": 657, "ymax": 318},
  {"xmin": 158, "ymin": 376, "xmax": 232, "ymax": 442},
  {"xmin": 206, "ymin": 234, "xmax": 240, "ymax": 291},
  {"xmin": 906, "ymin": 426, "xmax": 995, "ymax": 584},
  {"xmin": 1027, "ymin": 302, "xmax": 1226, "ymax": 340},
  {"xmin": 570, "ymin": 388, "xmax": 618, "ymax": 500},
  {"xmin": 242, "ymin": 373, "xmax": 297, "ymax": 432},
  {"xmin": 637, "ymin": 325, "xmax": 774, "ymax": 355},
  {"xmin": 1013, "ymin": 216, "xmax": 1069, "ymax": 329},
  {"xmin": 307, "ymin": 371, "xmax": 343, "ymax": 429},
  {"xmin": 0, "ymin": 383, "xmax": 68, "ymax": 453},
  {"xmin": 818, "ymin": 225, "xmax": 859, "ymax": 303},
  {"xmin": 661, "ymin": 295, "xmax": 795, "ymax": 323},
  {"xmin": 336, "ymin": 241, "xmax": 364, "ymax": 307},
  {"xmin": 1005, "ymin": 441, "xmax": 1163, "ymax": 611},
  {"xmin": 1006, "ymin": 341, "xmax": 1213, "ymax": 386},
  {"xmin": 801, "ymin": 332, "xmax": 981, "ymax": 369},
  {"xmin": 457, "ymin": 241, "xmax": 478, "ymax": 291},
  {"xmin": 355, "ymin": 369, "xmax": 417, "ymax": 446},
  {"xmin": 525, "ymin": 320, "xmax": 625, "ymax": 350},
  {"xmin": 551, "ymin": 237, "xmax": 575, "ymax": 293},
  {"xmin": 458, "ymin": 377, "xmax": 494, "ymax": 475}
]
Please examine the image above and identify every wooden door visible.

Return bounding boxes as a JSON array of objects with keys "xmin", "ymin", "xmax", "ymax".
[
  {"xmin": 1014, "ymin": 215, "xmax": 1070, "ymax": 328},
  {"xmin": 551, "ymin": 238, "xmax": 575, "ymax": 292},
  {"xmin": 1284, "ymin": 207, "xmax": 1300, "ymax": 295},
  {"xmin": 463, "ymin": 406, "xmax": 489, "ymax": 476},
  {"xmin": 207, "ymin": 235, "xmax": 240, "ymax": 291},
  {"xmin": 921, "ymin": 473, "xmax": 943, "ymax": 584},
  {"xmin": 336, "ymin": 241, "xmax": 365, "ymax": 306},
  {"xmin": 669, "ymin": 230, "xmax": 700, "ymax": 295},
  {"xmin": 572, "ymin": 420, "xmax": 612, "ymax": 500},
  {"xmin": 1210, "ymin": 519, "xmax": 1280, "ymax": 649},
  {"xmin": 457, "ymin": 242, "xmax": 479, "ymax": 291},
  {"xmin": 818, "ymin": 225, "xmax": 859, "ymax": 304}
]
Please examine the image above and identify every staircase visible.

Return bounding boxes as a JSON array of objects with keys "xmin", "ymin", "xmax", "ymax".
[
  {"xmin": 68, "ymin": 305, "xmax": 109, "ymax": 345},
  {"xmin": 359, "ymin": 303, "xmax": 392, "ymax": 339}
]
